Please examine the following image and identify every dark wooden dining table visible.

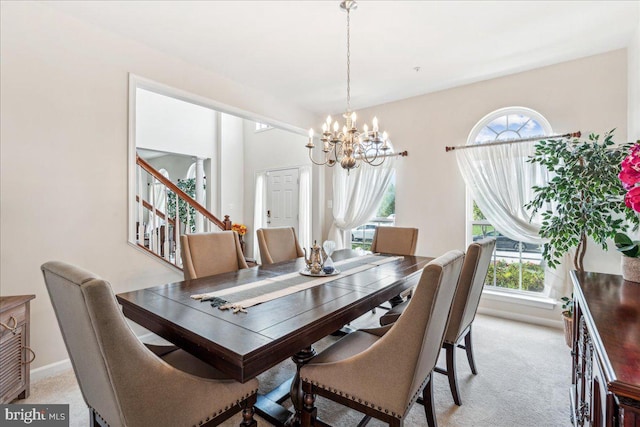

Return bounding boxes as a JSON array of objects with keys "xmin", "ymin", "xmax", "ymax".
[{"xmin": 116, "ymin": 249, "xmax": 432, "ymax": 426}]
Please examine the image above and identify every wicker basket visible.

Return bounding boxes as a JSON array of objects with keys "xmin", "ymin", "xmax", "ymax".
[{"xmin": 563, "ymin": 314, "xmax": 573, "ymax": 348}]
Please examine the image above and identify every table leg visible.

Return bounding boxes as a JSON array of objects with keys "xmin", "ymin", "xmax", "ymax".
[{"xmin": 286, "ymin": 346, "xmax": 317, "ymax": 427}]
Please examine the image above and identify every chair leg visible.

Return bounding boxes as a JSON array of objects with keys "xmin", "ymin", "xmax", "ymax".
[
  {"xmin": 464, "ymin": 327, "xmax": 478, "ymax": 375},
  {"xmin": 422, "ymin": 373, "xmax": 437, "ymax": 427},
  {"xmin": 240, "ymin": 405, "xmax": 257, "ymax": 427},
  {"xmin": 444, "ymin": 342, "xmax": 462, "ymax": 406},
  {"xmin": 89, "ymin": 409, "xmax": 100, "ymax": 427},
  {"xmin": 301, "ymin": 392, "xmax": 317, "ymax": 427}
]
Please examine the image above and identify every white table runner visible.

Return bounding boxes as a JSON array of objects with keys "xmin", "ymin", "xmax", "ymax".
[{"xmin": 190, "ymin": 254, "xmax": 403, "ymax": 313}]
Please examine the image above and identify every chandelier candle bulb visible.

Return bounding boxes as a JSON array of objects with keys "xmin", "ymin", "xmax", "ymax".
[
  {"xmin": 306, "ymin": 128, "xmax": 315, "ymax": 148},
  {"xmin": 372, "ymin": 117, "xmax": 379, "ymax": 132}
]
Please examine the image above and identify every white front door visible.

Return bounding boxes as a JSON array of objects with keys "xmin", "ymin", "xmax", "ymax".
[{"xmin": 266, "ymin": 168, "xmax": 299, "ymax": 232}]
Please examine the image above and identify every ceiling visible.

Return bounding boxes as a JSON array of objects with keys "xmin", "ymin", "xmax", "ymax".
[{"xmin": 49, "ymin": 1, "xmax": 639, "ymax": 116}]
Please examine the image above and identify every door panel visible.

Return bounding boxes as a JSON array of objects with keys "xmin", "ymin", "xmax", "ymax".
[{"xmin": 266, "ymin": 168, "xmax": 299, "ymax": 232}]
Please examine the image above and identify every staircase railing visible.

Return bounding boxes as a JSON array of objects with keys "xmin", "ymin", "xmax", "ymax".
[{"xmin": 135, "ymin": 155, "xmax": 232, "ymax": 269}]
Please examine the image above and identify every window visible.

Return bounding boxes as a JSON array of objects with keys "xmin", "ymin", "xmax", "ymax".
[{"xmin": 467, "ymin": 107, "xmax": 552, "ymax": 294}]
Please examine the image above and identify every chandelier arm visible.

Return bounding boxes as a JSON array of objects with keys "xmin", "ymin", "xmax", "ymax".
[
  {"xmin": 308, "ymin": 148, "xmax": 333, "ymax": 166},
  {"xmin": 362, "ymin": 154, "xmax": 386, "ymax": 167}
]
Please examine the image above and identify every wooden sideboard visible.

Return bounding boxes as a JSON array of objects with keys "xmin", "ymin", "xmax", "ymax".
[
  {"xmin": 570, "ymin": 271, "xmax": 640, "ymax": 426},
  {"xmin": 0, "ymin": 295, "xmax": 36, "ymax": 404}
]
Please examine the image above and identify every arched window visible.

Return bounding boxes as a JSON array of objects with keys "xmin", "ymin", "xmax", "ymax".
[
  {"xmin": 468, "ymin": 107, "xmax": 552, "ymax": 144},
  {"xmin": 466, "ymin": 107, "xmax": 552, "ymax": 294}
]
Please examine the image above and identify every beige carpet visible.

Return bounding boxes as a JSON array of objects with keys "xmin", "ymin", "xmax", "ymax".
[{"xmin": 17, "ymin": 314, "xmax": 572, "ymax": 426}]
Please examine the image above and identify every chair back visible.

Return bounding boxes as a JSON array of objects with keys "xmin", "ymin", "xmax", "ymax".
[
  {"xmin": 41, "ymin": 262, "xmax": 142, "ymax": 427},
  {"xmin": 180, "ymin": 231, "xmax": 248, "ymax": 280},
  {"xmin": 370, "ymin": 226, "xmax": 419, "ymax": 256},
  {"xmin": 373, "ymin": 250, "xmax": 464, "ymax": 410},
  {"xmin": 256, "ymin": 227, "xmax": 304, "ymax": 264},
  {"xmin": 445, "ymin": 237, "xmax": 496, "ymax": 343}
]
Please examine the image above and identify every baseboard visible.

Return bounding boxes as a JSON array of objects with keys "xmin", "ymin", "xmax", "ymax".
[
  {"xmin": 29, "ymin": 332, "xmax": 161, "ymax": 382},
  {"xmin": 30, "ymin": 358, "xmax": 72, "ymax": 382},
  {"xmin": 477, "ymin": 307, "xmax": 564, "ymax": 330}
]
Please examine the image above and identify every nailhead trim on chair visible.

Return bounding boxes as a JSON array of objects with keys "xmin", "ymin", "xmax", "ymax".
[
  {"xmin": 193, "ymin": 389, "xmax": 258, "ymax": 427},
  {"xmin": 404, "ymin": 375, "xmax": 430, "ymax": 414},
  {"xmin": 304, "ymin": 379, "xmax": 403, "ymax": 419},
  {"xmin": 92, "ymin": 409, "xmax": 110, "ymax": 426},
  {"xmin": 95, "ymin": 390, "xmax": 259, "ymax": 427}
]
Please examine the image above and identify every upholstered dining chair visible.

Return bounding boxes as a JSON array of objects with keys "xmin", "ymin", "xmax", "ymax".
[
  {"xmin": 300, "ymin": 250, "xmax": 465, "ymax": 427},
  {"xmin": 370, "ymin": 226, "xmax": 419, "ymax": 256},
  {"xmin": 180, "ymin": 231, "xmax": 248, "ymax": 280},
  {"xmin": 256, "ymin": 226, "xmax": 304, "ymax": 264},
  {"xmin": 379, "ymin": 237, "xmax": 497, "ymax": 406},
  {"xmin": 41, "ymin": 261, "xmax": 258, "ymax": 427},
  {"xmin": 370, "ymin": 226, "xmax": 420, "ymax": 309}
]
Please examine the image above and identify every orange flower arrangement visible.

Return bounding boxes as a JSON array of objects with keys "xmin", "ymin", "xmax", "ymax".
[{"xmin": 232, "ymin": 223, "xmax": 247, "ymax": 236}]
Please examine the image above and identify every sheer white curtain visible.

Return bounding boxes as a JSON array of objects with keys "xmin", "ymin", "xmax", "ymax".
[
  {"xmin": 298, "ymin": 166, "xmax": 312, "ymax": 250},
  {"xmin": 456, "ymin": 141, "xmax": 545, "ymax": 243},
  {"xmin": 455, "ymin": 141, "xmax": 568, "ymax": 298},
  {"xmin": 328, "ymin": 157, "xmax": 396, "ymax": 249},
  {"xmin": 253, "ymin": 173, "xmax": 267, "ymax": 262}
]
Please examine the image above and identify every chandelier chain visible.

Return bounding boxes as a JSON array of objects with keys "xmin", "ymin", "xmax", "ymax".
[{"xmin": 346, "ymin": 8, "xmax": 351, "ymax": 113}]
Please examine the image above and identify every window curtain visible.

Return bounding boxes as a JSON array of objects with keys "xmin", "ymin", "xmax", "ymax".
[
  {"xmin": 328, "ymin": 156, "xmax": 396, "ymax": 249},
  {"xmin": 253, "ymin": 173, "xmax": 266, "ymax": 263},
  {"xmin": 298, "ymin": 166, "xmax": 312, "ymax": 250},
  {"xmin": 455, "ymin": 141, "xmax": 569, "ymax": 299}
]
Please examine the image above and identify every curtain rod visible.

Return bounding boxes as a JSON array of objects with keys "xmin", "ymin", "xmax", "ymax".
[
  {"xmin": 355, "ymin": 150, "xmax": 408, "ymax": 160},
  {"xmin": 445, "ymin": 131, "xmax": 581, "ymax": 152}
]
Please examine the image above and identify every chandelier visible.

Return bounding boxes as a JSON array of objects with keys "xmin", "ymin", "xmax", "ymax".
[{"xmin": 306, "ymin": 0, "xmax": 403, "ymax": 171}]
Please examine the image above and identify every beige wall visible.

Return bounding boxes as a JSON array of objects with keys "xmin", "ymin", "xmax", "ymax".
[
  {"xmin": 0, "ymin": 2, "xmax": 315, "ymax": 369},
  {"xmin": 333, "ymin": 50, "xmax": 628, "ymax": 326},
  {"xmin": 629, "ymin": 12, "xmax": 640, "ymax": 142}
]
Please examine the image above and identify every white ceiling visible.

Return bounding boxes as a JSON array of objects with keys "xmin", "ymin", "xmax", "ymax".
[{"xmin": 49, "ymin": 1, "xmax": 639, "ymax": 115}]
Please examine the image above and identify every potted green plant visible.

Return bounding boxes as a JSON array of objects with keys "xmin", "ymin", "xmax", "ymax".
[
  {"xmin": 526, "ymin": 130, "xmax": 638, "ymax": 271},
  {"xmin": 526, "ymin": 130, "xmax": 638, "ymax": 342}
]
